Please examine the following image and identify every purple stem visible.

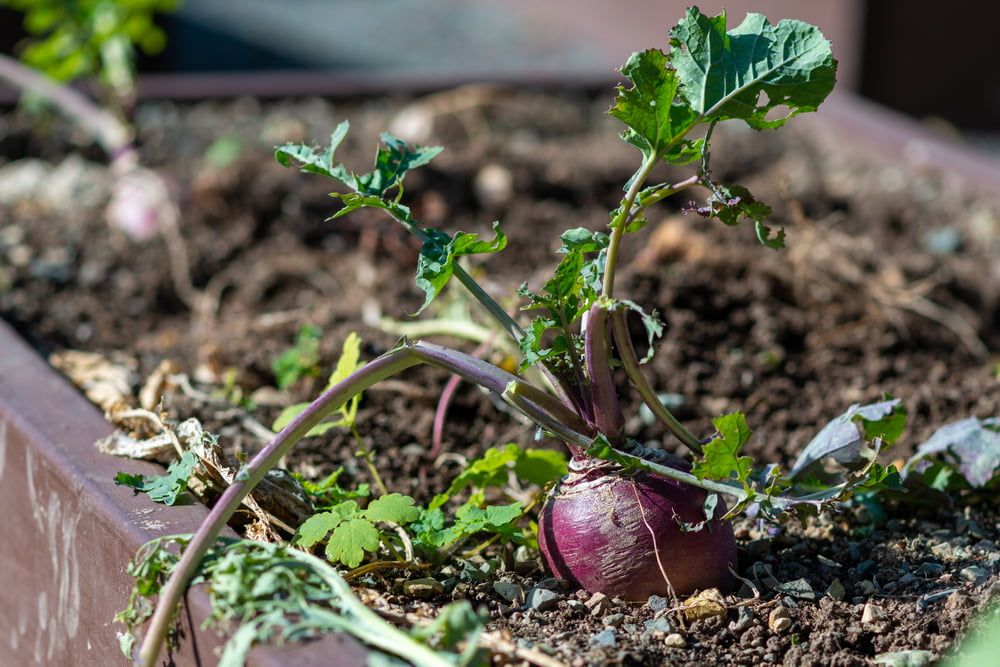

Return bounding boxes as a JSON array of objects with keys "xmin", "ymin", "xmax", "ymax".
[
  {"xmin": 584, "ymin": 303, "xmax": 625, "ymax": 444},
  {"xmin": 136, "ymin": 340, "xmax": 591, "ymax": 666},
  {"xmin": 430, "ymin": 373, "xmax": 463, "ymax": 459}
]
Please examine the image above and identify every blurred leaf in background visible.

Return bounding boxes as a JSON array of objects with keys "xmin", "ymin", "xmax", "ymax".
[{"xmin": 1, "ymin": 0, "xmax": 180, "ymax": 109}]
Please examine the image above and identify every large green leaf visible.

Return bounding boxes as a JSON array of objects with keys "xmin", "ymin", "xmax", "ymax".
[
  {"xmin": 669, "ymin": 8, "xmax": 837, "ymax": 129},
  {"xmin": 609, "ymin": 49, "xmax": 701, "ymax": 164}
]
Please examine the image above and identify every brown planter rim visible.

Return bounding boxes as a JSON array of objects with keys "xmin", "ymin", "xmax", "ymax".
[
  {"xmin": 1, "ymin": 78, "xmax": 997, "ymax": 667},
  {"xmin": 0, "ymin": 319, "xmax": 370, "ymax": 666}
]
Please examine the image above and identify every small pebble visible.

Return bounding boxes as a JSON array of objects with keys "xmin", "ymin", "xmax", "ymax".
[
  {"xmin": 768, "ymin": 606, "xmax": 791, "ymax": 633},
  {"xmin": 474, "ymin": 164, "xmax": 514, "ymax": 206},
  {"xmin": 730, "ymin": 606, "xmax": 754, "ymax": 632},
  {"xmin": 817, "ymin": 554, "xmax": 841, "ymax": 568},
  {"xmin": 647, "ymin": 594, "xmax": 669, "ymax": 612},
  {"xmin": 493, "ymin": 581, "xmax": 525, "ymax": 605},
  {"xmin": 960, "ymin": 566, "xmax": 988, "ymax": 584},
  {"xmin": 862, "ymin": 602, "xmax": 885, "ymax": 624},
  {"xmin": 590, "ymin": 628, "xmax": 617, "ymax": 648},
  {"xmin": 527, "ymin": 587, "xmax": 561, "ymax": 612},
  {"xmin": 859, "ymin": 580, "xmax": 878, "ymax": 596},
  {"xmin": 683, "ymin": 588, "xmax": 727, "ymax": 622},
  {"xmin": 916, "ymin": 562, "xmax": 945, "ymax": 577},
  {"xmin": 644, "ymin": 617, "xmax": 672, "ymax": 636},
  {"xmin": 664, "ymin": 633, "xmax": 687, "ymax": 648},
  {"xmin": 604, "ymin": 613, "xmax": 625, "ymax": 628},
  {"xmin": 586, "ymin": 592, "xmax": 612, "ymax": 616},
  {"xmin": 826, "ymin": 579, "xmax": 845, "ymax": 601},
  {"xmin": 402, "ymin": 578, "xmax": 444, "ymax": 599}
]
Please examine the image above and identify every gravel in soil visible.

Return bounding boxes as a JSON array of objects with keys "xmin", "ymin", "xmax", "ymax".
[{"xmin": 2, "ymin": 91, "xmax": 999, "ymax": 665}]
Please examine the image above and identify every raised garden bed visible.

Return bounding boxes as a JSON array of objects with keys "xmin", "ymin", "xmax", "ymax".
[{"xmin": 1, "ymin": 78, "xmax": 999, "ymax": 666}]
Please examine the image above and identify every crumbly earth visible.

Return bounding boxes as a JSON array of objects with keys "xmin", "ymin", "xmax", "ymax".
[{"xmin": 2, "ymin": 91, "xmax": 999, "ymax": 665}]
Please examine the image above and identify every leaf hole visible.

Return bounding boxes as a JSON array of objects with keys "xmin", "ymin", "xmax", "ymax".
[{"xmin": 765, "ymin": 104, "xmax": 793, "ymax": 122}]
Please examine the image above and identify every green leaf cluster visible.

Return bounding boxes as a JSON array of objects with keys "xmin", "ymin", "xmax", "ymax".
[
  {"xmin": 271, "ymin": 324, "xmax": 323, "ymax": 391},
  {"xmin": 517, "ymin": 228, "xmax": 608, "ymax": 370},
  {"xmin": 117, "ymin": 536, "xmax": 485, "ymax": 667},
  {"xmin": 114, "ymin": 450, "xmax": 199, "ymax": 506},
  {"xmin": 430, "ymin": 443, "xmax": 567, "ymax": 509},
  {"xmin": 413, "ymin": 502, "xmax": 525, "ymax": 551},
  {"xmin": 416, "ymin": 223, "xmax": 507, "ymax": 314},
  {"xmin": 3, "ymin": 0, "xmax": 178, "ymax": 101},
  {"xmin": 610, "ymin": 7, "xmax": 836, "ymax": 245},
  {"xmin": 295, "ymin": 467, "xmax": 371, "ymax": 506},
  {"xmin": 277, "ymin": 122, "xmax": 506, "ymax": 314},
  {"xmin": 692, "ymin": 412, "xmax": 754, "ymax": 488},
  {"xmin": 272, "ymin": 332, "xmax": 364, "ymax": 435},
  {"xmin": 295, "ymin": 493, "xmax": 421, "ymax": 568}
]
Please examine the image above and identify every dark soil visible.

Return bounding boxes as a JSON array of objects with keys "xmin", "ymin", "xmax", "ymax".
[{"xmin": 2, "ymin": 90, "xmax": 999, "ymax": 666}]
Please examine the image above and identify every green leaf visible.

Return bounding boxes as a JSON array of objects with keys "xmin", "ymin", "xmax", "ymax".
[
  {"xmin": 455, "ymin": 502, "xmax": 524, "ymax": 532},
  {"xmin": 514, "ymin": 449, "xmax": 568, "ymax": 486},
  {"xmin": 616, "ymin": 299, "xmax": 664, "ymax": 363},
  {"xmin": 669, "ymin": 7, "xmax": 837, "ymax": 129},
  {"xmin": 362, "ymin": 493, "xmax": 420, "ymax": 524},
  {"xmin": 430, "ymin": 444, "xmax": 520, "ymax": 509},
  {"xmin": 276, "ymin": 126, "xmax": 440, "ymax": 200},
  {"xmin": 415, "ymin": 223, "xmax": 507, "ymax": 314},
  {"xmin": 271, "ymin": 332, "xmax": 366, "ymax": 435},
  {"xmin": 271, "ymin": 403, "xmax": 340, "ymax": 436},
  {"xmin": 364, "ymin": 132, "xmax": 443, "ymax": 196},
  {"xmin": 295, "ymin": 507, "xmax": 350, "ymax": 548},
  {"xmin": 271, "ymin": 324, "xmax": 322, "ymax": 390},
  {"xmin": 686, "ymin": 183, "xmax": 779, "ymax": 246},
  {"xmin": 610, "ymin": 49, "xmax": 700, "ymax": 164},
  {"xmin": 325, "ymin": 518, "xmax": 380, "ymax": 568},
  {"xmin": 275, "ymin": 121, "xmax": 354, "ymax": 185},
  {"xmin": 411, "ymin": 601, "xmax": 485, "ymax": 651},
  {"xmin": 114, "ymin": 450, "xmax": 199, "ymax": 506},
  {"xmin": 908, "ymin": 417, "xmax": 1000, "ymax": 488},
  {"xmin": 296, "ymin": 467, "xmax": 370, "ymax": 506},
  {"xmin": 326, "ymin": 331, "xmax": 362, "ymax": 389},
  {"xmin": 789, "ymin": 400, "xmax": 904, "ymax": 479},
  {"xmin": 692, "ymin": 412, "xmax": 753, "ymax": 485}
]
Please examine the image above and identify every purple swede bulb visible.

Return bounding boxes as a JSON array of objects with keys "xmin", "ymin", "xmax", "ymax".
[{"xmin": 538, "ymin": 456, "xmax": 737, "ymax": 600}]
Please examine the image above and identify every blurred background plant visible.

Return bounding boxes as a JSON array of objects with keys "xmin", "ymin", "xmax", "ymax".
[{"xmin": 0, "ymin": 0, "xmax": 179, "ymax": 116}]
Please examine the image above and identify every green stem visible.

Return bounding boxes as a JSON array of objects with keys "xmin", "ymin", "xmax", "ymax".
[
  {"xmin": 609, "ymin": 309, "xmax": 703, "ymax": 456},
  {"xmin": 382, "ymin": 206, "xmax": 524, "ymax": 343},
  {"xmin": 380, "ymin": 206, "xmax": 582, "ymax": 411},
  {"xmin": 602, "ymin": 156, "xmax": 657, "ymax": 298},
  {"xmin": 605, "ymin": 445, "xmax": 747, "ymax": 500},
  {"xmin": 378, "ymin": 317, "xmax": 496, "ymax": 345}
]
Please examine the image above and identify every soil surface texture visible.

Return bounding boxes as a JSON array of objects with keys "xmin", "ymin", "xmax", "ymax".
[{"xmin": 2, "ymin": 90, "xmax": 999, "ymax": 666}]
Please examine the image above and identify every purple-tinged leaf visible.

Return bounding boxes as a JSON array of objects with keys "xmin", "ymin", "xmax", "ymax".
[
  {"xmin": 906, "ymin": 417, "xmax": 1000, "ymax": 488},
  {"xmin": 789, "ymin": 400, "xmax": 903, "ymax": 479}
]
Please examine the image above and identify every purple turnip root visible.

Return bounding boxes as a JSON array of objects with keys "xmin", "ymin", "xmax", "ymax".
[{"xmin": 538, "ymin": 457, "xmax": 737, "ymax": 600}]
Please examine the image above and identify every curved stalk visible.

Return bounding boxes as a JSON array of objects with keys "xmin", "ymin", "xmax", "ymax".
[
  {"xmin": 136, "ymin": 340, "xmax": 590, "ymax": 666},
  {"xmin": 610, "ymin": 309, "xmax": 703, "ymax": 456},
  {"xmin": 602, "ymin": 156, "xmax": 657, "ymax": 298},
  {"xmin": 584, "ymin": 304, "xmax": 624, "ymax": 442},
  {"xmin": 0, "ymin": 53, "xmax": 134, "ymax": 161}
]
